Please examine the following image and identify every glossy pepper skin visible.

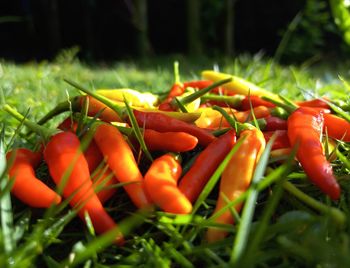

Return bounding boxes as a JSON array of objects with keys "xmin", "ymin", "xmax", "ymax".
[
  {"xmin": 287, "ymin": 107, "xmax": 340, "ymax": 200},
  {"xmin": 7, "ymin": 148, "xmax": 61, "ymax": 208},
  {"xmin": 206, "ymin": 128, "xmax": 266, "ymax": 242},
  {"xmin": 133, "ymin": 110, "xmax": 216, "ymax": 147},
  {"xmin": 178, "ymin": 129, "xmax": 237, "ymax": 203},
  {"xmin": 44, "ymin": 131, "xmax": 124, "ymax": 244},
  {"xmin": 144, "ymin": 154, "xmax": 192, "ymax": 214},
  {"xmin": 323, "ymin": 113, "xmax": 350, "ymax": 142},
  {"xmin": 93, "ymin": 123, "xmax": 151, "ymax": 208},
  {"xmin": 57, "ymin": 116, "xmax": 118, "ymax": 203},
  {"xmin": 144, "ymin": 129, "xmax": 198, "ymax": 152}
]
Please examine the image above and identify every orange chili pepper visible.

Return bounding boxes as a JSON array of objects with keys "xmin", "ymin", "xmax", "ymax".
[
  {"xmin": 6, "ymin": 148, "xmax": 61, "ymax": 208},
  {"xmin": 144, "ymin": 153, "xmax": 192, "ymax": 214},
  {"xmin": 206, "ymin": 128, "xmax": 265, "ymax": 242},
  {"xmin": 178, "ymin": 129, "xmax": 237, "ymax": 203},
  {"xmin": 93, "ymin": 123, "xmax": 151, "ymax": 208}
]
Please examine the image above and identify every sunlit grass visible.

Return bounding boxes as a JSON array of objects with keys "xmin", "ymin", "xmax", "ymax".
[{"xmin": 0, "ymin": 52, "xmax": 350, "ymax": 267}]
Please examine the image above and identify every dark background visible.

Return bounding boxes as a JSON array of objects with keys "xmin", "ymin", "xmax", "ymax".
[{"xmin": 0, "ymin": 0, "xmax": 345, "ymax": 63}]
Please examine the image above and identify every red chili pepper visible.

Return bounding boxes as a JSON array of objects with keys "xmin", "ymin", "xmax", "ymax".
[
  {"xmin": 323, "ymin": 113, "xmax": 350, "ymax": 142},
  {"xmin": 240, "ymin": 95, "xmax": 276, "ymax": 110},
  {"xmin": 93, "ymin": 123, "xmax": 151, "ymax": 208},
  {"xmin": 263, "ymin": 130, "xmax": 290, "ymax": 150},
  {"xmin": 296, "ymin": 98, "xmax": 330, "ymax": 110},
  {"xmin": 287, "ymin": 107, "xmax": 340, "ymax": 200},
  {"xmin": 144, "ymin": 129, "xmax": 198, "ymax": 152},
  {"xmin": 57, "ymin": 116, "xmax": 78, "ymax": 132},
  {"xmin": 206, "ymin": 127, "xmax": 265, "ymax": 242},
  {"xmin": 158, "ymin": 83, "xmax": 185, "ymax": 111},
  {"xmin": 144, "ymin": 153, "xmax": 192, "ymax": 214},
  {"xmin": 44, "ymin": 131, "xmax": 124, "ymax": 244},
  {"xmin": 158, "ymin": 102, "xmax": 174, "ymax": 111},
  {"xmin": 183, "ymin": 80, "xmax": 226, "ymax": 95},
  {"xmin": 6, "ymin": 148, "xmax": 61, "ymax": 208},
  {"xmin": 183, "ymin": 80, "xmax": 213, "ymax": 90},
  {"xmin": 133, "ymin": 110, "xmax": 216, "ymax": 147},
  {"xmin": 264, "ymin": 116, "xmax": 288, "ymax": 131},
  {"xmin": 178, "ymin": 130, "xmax": 237, "ymax": 203}
]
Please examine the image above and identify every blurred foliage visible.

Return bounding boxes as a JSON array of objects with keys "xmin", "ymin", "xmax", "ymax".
[
  {"xmin": 330, "ymin": 0, "xmax": 350, "ymax": 45},
  {"xmin": 278, "ymin": 0, "xmax": 350, "ymax": 63}
]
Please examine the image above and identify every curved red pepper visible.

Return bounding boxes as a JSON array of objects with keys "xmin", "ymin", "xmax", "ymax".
[
  {"xmin": 144, "ymin": 129, "xmax": 198, "ymax": 152},
  {"xmin": 287, "ymin": 107, "xmax": 340, "ymax": 200},
  {"xmin": 7, "ymin": 148, "xmax": 61, "ymax": 208},
  {"xmin": 133, "ymin": 110, "xmax": 216, "ymax": 147},
  {"xmin": 44, "ymin": 131, "xmax": 124, "ymax": 244},
  {"xmin": 178, "ymin": 130, "xmax": 237, "ymax": 203}
]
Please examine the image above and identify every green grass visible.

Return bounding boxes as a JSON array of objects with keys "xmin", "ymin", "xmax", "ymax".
[{"xmin": 1, "ymin": 52, "xmax": 350, "ymax": 267}]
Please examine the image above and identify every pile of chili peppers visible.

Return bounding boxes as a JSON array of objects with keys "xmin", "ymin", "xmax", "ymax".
[{"xmin": 3, "ymin": 69, "xmax": 350, "ymax": 244}]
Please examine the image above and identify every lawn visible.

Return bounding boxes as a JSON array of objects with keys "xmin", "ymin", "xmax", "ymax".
[{"xmin": 1, "ymin": 53, "xmax": 350, "ymax": 267}]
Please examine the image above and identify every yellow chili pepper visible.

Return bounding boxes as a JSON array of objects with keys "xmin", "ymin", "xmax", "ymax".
[
  {"xmin": 206, "ymin": 127, "xmax": 266, "ymax": 243},
  {"xmin": 96, "ymin": 88, "xmax": 159, "ymax": 108},
  {"xmin": 201, "ymin": 70, "xmax": 280, "ymax": 101}
]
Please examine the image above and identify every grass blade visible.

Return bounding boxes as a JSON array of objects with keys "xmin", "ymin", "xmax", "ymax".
[
  {"xmin": 230, "ymin": 133, "xmax": 276, "ymax": 264},
  {"xmin": 0, "ymin": 125, "xmax": 15, "ymax": 254},
  {"xmin": 64, "ymin": 210, "xmax": 150, "ymax": 268},
  {"xmin": 123, "ymin": 96, "xmax": 153, "ymax": 162},
  {"xmin": 241, "ymin": 179, "xmax": 285, "ymax": 266}
]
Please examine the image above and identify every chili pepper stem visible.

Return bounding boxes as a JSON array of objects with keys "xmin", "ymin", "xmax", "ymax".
[
  {"xmin": 212, "ymin": 105, "xmax": 255, "ymax": 134},
  {"xmin": 64, "ymin": 78, "xmax": 126, "ymax": 120},
  {"xmin": 262, "ymin": 96, "xmax": 296, "ymax": 114},
  {"xmin": 36, "ymin": 97, "xmax": 80, "ymax": 126},
  {"xmin": 282, "ymin": 181, "xmax": 346, "ymax": 227},
  {"xmin": 3, "ymin": 104, "xmax": 58, "ymax": 141}
]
